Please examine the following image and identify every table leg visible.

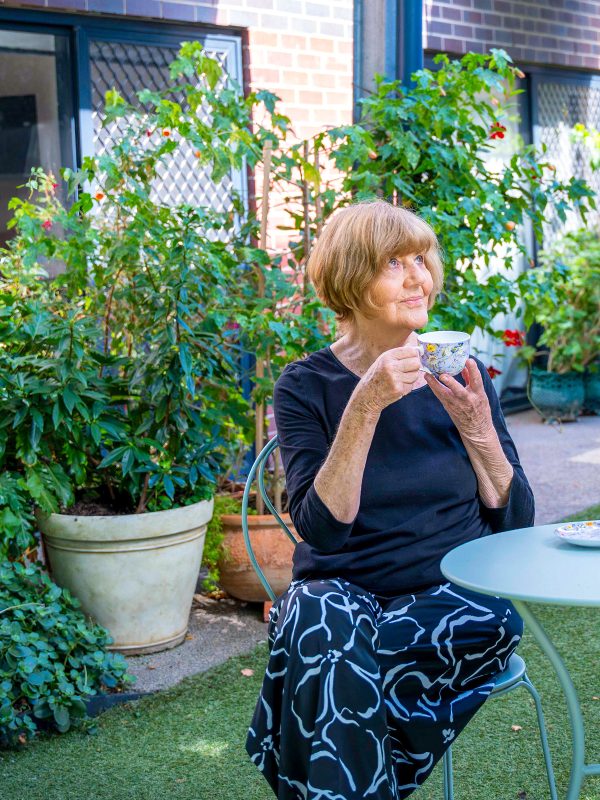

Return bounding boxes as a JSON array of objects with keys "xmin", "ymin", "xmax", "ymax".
[{"xmin": 512, "ymin": 600, "xmax": 597, "ymax": 800}]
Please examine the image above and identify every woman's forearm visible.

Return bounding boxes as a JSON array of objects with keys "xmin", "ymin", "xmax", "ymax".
[
  {"xmin": 460, "ymin": 427, "xmax": 514, "ymax": 508},
  {"xmin": 313, "ymin": 388, "xmax": 380, "ymax": 524}
]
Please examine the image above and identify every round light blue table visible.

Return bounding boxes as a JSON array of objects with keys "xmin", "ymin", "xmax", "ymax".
[{"xmin": 441, "ymin": 523, "xmax": 600, "ymax": 800}]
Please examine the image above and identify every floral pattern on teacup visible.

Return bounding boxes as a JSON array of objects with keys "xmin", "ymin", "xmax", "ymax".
[{"xmin": 418, "ymin": 339, "xmax": 470, "ymax": 376}]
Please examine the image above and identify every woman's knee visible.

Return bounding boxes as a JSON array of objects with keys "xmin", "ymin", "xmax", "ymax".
[{"xmin": 272, "ymin": 578, "xmax": 380, "ymax": 652}]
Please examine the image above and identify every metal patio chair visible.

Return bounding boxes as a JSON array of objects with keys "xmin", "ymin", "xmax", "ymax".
[{"xmin": 242, "ymin": 435, "xmax": 558, "ymax": 800}]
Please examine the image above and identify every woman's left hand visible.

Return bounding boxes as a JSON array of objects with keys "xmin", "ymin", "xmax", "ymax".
[{"xmin": 424, "ymin": 359, "xmax": 494, "ymax": 443}]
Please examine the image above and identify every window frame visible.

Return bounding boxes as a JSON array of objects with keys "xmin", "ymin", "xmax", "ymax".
[{"xmin": 0, "ymin": 8, "xmax": 243, "ymax": 174}]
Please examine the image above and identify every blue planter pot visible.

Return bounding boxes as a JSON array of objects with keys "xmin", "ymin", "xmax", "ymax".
[
  {"xmin": 529, "ymin": 369, "xmax": 585, "ymax": 422},
  {"xmin": 584, "ymin": 368, "xmax": 600, "ymax": 414}
]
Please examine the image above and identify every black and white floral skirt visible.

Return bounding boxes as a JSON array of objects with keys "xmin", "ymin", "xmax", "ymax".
[{"xmin": 246, "ymin": 577, "xmax": 522, "ymax": 800}]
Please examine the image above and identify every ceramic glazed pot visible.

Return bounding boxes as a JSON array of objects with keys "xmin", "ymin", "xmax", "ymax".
[
  {"xmin": 218, "ymin": 513, "xmax": 296, "ymax": 602},
  {"xmin": 529, "ymin": 368, "xmax": 585, "ymax": 422},
  {"xmin": 38, "ymin": 498, "xmax": 213, "ymax": 655},
  {"xmin": 584, "ymin": 368, "xmax": 600, "ymax": 414}
]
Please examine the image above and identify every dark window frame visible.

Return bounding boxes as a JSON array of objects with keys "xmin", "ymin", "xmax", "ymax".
[{"xmin": 0, "ymin": 8, "xmax": 243, "ymax": 170}]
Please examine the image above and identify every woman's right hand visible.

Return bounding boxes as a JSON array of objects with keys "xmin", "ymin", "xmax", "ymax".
[{"xmin": 353, "ymin": 346, "xmax": 422, "ymax": 419}]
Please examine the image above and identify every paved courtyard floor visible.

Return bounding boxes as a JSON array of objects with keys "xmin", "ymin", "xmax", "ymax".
[
  {"xmin": 126, "ymin": 408, "xmax": 600, "ymax": 694},
  {"xmin": 507, "ymin": 409, "xmax": 600, "ymax": 524}
]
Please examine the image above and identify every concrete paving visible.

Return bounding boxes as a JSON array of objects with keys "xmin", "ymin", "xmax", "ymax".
[
  {"xmin": 125, "ymin": 596, "xmax": 268, "ymax": 694},
  {"xmin": 125, "ymin": 409, "xmax": 600, "ymax": 694},
  {"xmin": 506, "ymin": 409, "xmax": 600, "ymax": 524}
]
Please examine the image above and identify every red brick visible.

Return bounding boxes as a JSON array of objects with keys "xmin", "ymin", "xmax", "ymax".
[
  {"xmin": 88, "ymin": 0, "xmax": 124, "ymax": 11},
  {"xmin": 430, "ymin": 20, "xmax": 453, "ymax": 35},
  {"xmin": 305, "ymin": 1, "xmax": 330, "ymax": 17},
  {"xmin": 47, "ymin": 0, "xmax": 87, "ymax": 8},
  {"xmin": 464, "ymin": 39, "xmax": 486, "ymax": 53},
  {"xmin": 126, "ymin": 0, "xmax": 160, "ymax": 15},
  {"xmin": 426, "ymin": 35, "xmax": 443, "ymax": 50},
  {"xmin": 310, "ymin": 37, "xmax": 336, "ymax": 52},
  {"xmin": 540, "ymin": 36, "xmax": 559, "ymax": 49},
  {"xmin": 162, "ymin": 2, "xmax": 195, "ymax": 22},
  {"xmin": 299, "ymin": 90, "xmax": 325, "ymax": 104},
  {"xmin": 442, "ymin": 5, "xmax": 461, "ymax": 21},
  {"xmin": 228, "ymin": 9, "xmax": 260, "ymax": 26},
  {"xmin": 281, "ymin": 34, "xmax": 309, "ymax": 49},
  {"xmin": 336, "ymin": 40, "xmax": 353, "ymax": 54},
  {"xmin": 325, "ymin": 57, "xmax": 349, "ymax": 71},
  {"xmin": 442, "ymin": 38, "xmax": 468, "ymax": 54},
  {"xmin": 297, "ymin": 53, "xmax": 322, "ymax": 68},
  {"xmin": 311, "ymin": 72, "xmax": 337, "ymax": 87},
  {"xmin": 583, "ymin": 54, "xmax": 600, "ymax": 67},
  {"xmin": 249, "ymin": 30, "xmax": 279, "ymax": 46},
  {"xmin": 269, "ymin": 51, "xmax": 294, "ymax": 66},
  {"xmin": 325, "ymin": 91, "xmax": 350, "ymax": 106},
  {"xmin": 454, "ymin": 24, "xmax": 473, "ymax": 37},
  {"xmin": 483, "ymin": 13, "xmax": 502, "ymax": 26},
  {"xmin": 248, "ymin": 68, "xmax": 282, "ymax": 85},
  {"xmin": 260, "ymin": 13, "xmax": 290, "ymax": 30},
  {"xmin": 282, "ymin": 69, "xmax": 309, "ymax": 84},
  {"xmin": 195, "ymin": 6, "xmax": 221, "ymax": 24}
]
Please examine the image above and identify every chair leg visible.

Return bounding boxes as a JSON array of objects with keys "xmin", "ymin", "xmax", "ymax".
[
  {"xmin": 442, "ymin": 746, "xmax": 454, "ymax": 800},
  {"xmin": 521, "ymin": 675, "xmax": 559, "ymax": 800},
  {"xmin": 263, "ymin": 600, "xmax": 273, "ymax": 623}
]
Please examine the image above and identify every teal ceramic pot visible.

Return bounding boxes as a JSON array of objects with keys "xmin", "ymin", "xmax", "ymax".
[
  {"xmin": 584, "ymin": 368, "xmax": 600, "ymax": 414},
  {"xmin": 529, "ymin": 369, "xmax": 585, "ymax": 422}
]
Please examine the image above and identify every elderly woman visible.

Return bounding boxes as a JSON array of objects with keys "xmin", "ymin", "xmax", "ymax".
[{"xmin": 246, "ymin": 200, "xmax": 534, "ymax": 800}]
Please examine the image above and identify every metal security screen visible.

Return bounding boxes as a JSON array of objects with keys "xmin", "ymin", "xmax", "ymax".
[
  {"xmin": 89, "ymin": 37, "xmax": 241, "ymax": 213},
  {"xmin": 534, "ymin": 76, "xmax": 600, "ymax": 242}
]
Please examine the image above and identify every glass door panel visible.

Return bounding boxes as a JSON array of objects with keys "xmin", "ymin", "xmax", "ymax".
[{"xmin": 0, "ymin": 28, "xmax": 74, "ymax": 250}]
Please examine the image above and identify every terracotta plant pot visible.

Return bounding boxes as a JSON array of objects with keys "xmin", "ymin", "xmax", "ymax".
[
  {"xmin": 38, "ymin": 498, "xmax": 213, "ymax": 655},
  {"xmin": 218, "ymin": 513, "xmax": 296, "ymax": 602}
]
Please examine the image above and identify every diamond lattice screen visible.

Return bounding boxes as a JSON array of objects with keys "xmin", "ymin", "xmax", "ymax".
[
  {"xmin": 90, "ymin": 39, "xmax": 235, "ymax": 212},
  {"xmin": 537, "ymin": 80, "xmax": 600, "ymax": 242}
]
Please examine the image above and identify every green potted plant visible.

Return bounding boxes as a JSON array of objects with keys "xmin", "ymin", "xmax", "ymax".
[
  {"xmin": 0, "ymin": 44, "xmax": 286, "ymax": 652},
  {"xmin": 0, "ymin": 560, "xmax": 132, "ymax": 745},
  {"xmin": 516, "ymin": 227, "xmax": 600, "ymax": 421},
  {"xmin": 323, "ymin": 49, "xmax": 594, "ymax": 346}
]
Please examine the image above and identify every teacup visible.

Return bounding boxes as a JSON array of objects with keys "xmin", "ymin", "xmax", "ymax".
[{"xmin": 417, "ymin": 331, "xmax": 470, "ymax": 376}]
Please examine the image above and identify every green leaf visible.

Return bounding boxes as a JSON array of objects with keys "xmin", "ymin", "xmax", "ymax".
[
  {"xmin": 163, "ymin": 474, "xmax": 175, "ymax": 500},
  {"xmin": 62, "ymin": 387, "xmax": 77, "ymax": 414},
  {"xmin": 178, "ymin": 343, "xmax": 192, "ymax": 376}
]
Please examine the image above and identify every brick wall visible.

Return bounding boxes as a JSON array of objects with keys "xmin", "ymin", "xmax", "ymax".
[
  {"xmin": 2, "ymin": 0, "xmax": 354, "ymax": 139},
  {"xmin": 425, "ymin": 0, "xmax": 600, "ymax": 71}
]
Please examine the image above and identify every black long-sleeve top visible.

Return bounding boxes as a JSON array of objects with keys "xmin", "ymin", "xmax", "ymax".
[{"xmin": 273, "ymin": 346, "xmax": 535, "ymax": 597}]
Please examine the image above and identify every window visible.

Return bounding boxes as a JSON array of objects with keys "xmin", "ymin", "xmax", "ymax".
[
  {"xmin": 0, "ymin": 26, "xmax": 75, "ymax": 247},
  {"xmin": 0, "ymin": 10, "xmax": 243, "ymax": 242},
  {"xmin": 530, "ymin": 71, "xmax": 600, "ymax": 242}
]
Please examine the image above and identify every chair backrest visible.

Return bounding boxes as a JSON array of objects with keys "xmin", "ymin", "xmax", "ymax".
[{"xmin": 241, "ymin": 435, "xmax": 299, "ymax": 602}]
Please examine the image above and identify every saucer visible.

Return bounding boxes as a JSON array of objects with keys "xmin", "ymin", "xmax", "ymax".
[{"xmin": 554, "ymin": 520, "xmax": 600, "ymax": 548}]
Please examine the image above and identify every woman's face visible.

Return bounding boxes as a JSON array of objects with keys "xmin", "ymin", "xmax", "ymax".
[{"xmin": 367, "ymin": 251, "xmax": 433, "ymax": 331}]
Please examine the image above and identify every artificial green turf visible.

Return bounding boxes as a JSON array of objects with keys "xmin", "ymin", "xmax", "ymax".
[
  {"xmin": 1, "ymin": 507, "xmax": 599, "ymax": 800},
  {"xmin": 1, "ymin": 608, "xmax": 598, "ymax": 800},
  {"xmin": 564, "ymin": 503, "xmax": 600, "ymax": 523}
]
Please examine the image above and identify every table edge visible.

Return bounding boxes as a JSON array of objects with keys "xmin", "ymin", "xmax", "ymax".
[{"xmin": 440, "ymin": 566, "xmax": 600, "ymax": 608}]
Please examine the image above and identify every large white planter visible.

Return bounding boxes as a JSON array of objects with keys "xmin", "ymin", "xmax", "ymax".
[{"xmin": 38, "ymin": 498, "xmax": 214, "ymax": 655}]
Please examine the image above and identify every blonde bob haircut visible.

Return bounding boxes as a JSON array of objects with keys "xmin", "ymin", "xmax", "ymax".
[{"xmin": 307, "ymin": 200, "xmax": 444, "ymax": 323}]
